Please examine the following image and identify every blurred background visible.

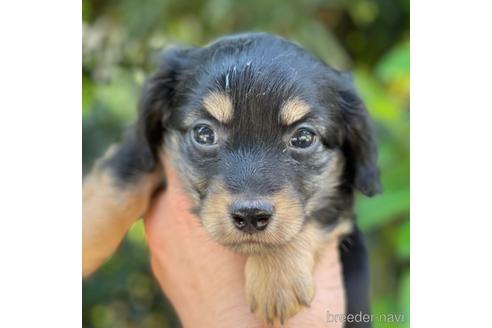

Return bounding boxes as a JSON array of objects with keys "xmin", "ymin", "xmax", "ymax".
[{"xmin": 82, "ymin": 0, "xmax": 409, "ymax": 327}]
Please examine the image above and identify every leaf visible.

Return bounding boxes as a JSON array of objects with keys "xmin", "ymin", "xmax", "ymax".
[
  {"xmin": 357, "ymin": 188, "xmax": 410, "ymax": 231},
  {"xmin": 372, "ymin": 296, "xmax": 407, "ymax": 328},
  {"xmin": 375, "ymin": 41, "xmax": 410, "ymax": 84},
  {"xmin": 399, "ymin": 270, "xmax": 410, "ymax": 328},
  {"xmin": 127, "ymin": 219, "xmax": 147, "ymax": 247},
  {"xmin": 292, "ymin": 20, "xmax": 350, "ymax": 70},
  {"xmin": 375, "ymin": 41, "xmax": 410, "ymax": 100},
  {"xmin": 93, "ymin": 69, "xmax": 139, "ymax": 123},
  {"xmin": 82, "ymin": 76, "xmax": 94, "ymax": 115},
  {"xmin": 394, "ymin": 220, "xmax": 410, "ymax": 259},
  {"xmin": 354, "ymin": 69, "xmax": 402, "ymax": 124}
]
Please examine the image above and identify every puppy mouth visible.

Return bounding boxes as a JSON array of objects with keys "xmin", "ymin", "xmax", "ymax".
[
  {"xmin": 219, "ymin": 222, "xmax": 300, "ymax": 248},
  {"xmin": 220, "ymin": 231, "xmax": 272, "ymax": 245},
  {"xmin": 222, "ymin": 238, "xmax": 286, "ymax": 255},
  {"xmin": 223, "ymin": 238, "xmax": 276, "ymax": 247}
]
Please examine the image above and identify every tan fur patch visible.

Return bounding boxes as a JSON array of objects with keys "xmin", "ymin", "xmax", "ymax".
[
  {"xmin": 162, "ymin": 134, "xmax": 206, "ymax": 208},
  {"xmin": 325, "ymin": 217, "xmax": 354, "ymax": 243},
  {"xmin": 82, "ymin": 146, "xmax": 161, "ymax": 277},
  {"xmin": 305, "ymin": 150, "xmax": 345, "ymax": 218},
  {"xmin": 200, "ymin": 184, "xmax": 304, "ymax": 255},
  {"xmin": 245, "ymin": 221, "xmax": 330, "ymax": 325},
  {"xmin": 203, "ymin": 92, "xmax": 233, "ymax": 123},
  {"xmin": 268, "ymin": 188, "xmax": 304, "ymax": 244},
  {"xmin": 200, "ymin": 181, "xmax": 233, "ymax": 238},
  {"xmin": 279, "ymin": 97, "xmax": 311, "ymax": 125}
]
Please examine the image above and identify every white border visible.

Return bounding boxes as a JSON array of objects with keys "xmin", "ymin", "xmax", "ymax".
[
  {"xmin": 1, "ymin": 1, "xmax": 492, "ymax": 327},
  {"xmin": 412, "ymin": 1, "xmax": 492, "ymax": 327},
  {"xmin": 0, "ymin": 1, "xmax": 81, "ymax": 327}
]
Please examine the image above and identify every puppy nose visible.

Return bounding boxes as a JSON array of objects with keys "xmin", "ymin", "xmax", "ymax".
[{"xmin": 230, "ymin": 200, "xmax": 273, "ymax": 233}]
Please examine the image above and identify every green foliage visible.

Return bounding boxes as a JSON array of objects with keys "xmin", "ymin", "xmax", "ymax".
[{"xmin": 83, "ymin": 0, "xmax": 409, "ymax": 327}]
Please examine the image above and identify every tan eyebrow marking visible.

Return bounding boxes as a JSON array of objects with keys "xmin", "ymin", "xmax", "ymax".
[
  {"xmin": 203, "ymin": 92, "xmax": 233, "ymax": 123},
  {"xmin": 279, "ymin": 97, "xmax": 311, "ymax": 125}
]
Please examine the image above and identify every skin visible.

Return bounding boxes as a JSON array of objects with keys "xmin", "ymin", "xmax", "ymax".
[{"xmin": 144, "ymin": 156, "xmax": 345, "ymax": 328}]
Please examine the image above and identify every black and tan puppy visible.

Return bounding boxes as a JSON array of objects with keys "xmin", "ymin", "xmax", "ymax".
[{"xmin": 83, "ymin": 33, "xmax": 380, "ymax": 326}]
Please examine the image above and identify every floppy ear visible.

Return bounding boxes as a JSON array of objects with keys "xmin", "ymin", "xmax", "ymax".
[
  {"xmin": 337, "ymin": 72, "xmax": 381, "ymax": 197},
  {"xmin": 133, "ymin": 46, "xmax": 194, "ymax": 173},
  {"xmin": 105, "ymin": 46, "xmax": 194, "ymax": 181}
]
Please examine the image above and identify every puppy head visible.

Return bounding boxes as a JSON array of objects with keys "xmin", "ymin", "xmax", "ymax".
[{"xmin": 138, "ymin": 34, "xmax": 380, "ymax": 254}]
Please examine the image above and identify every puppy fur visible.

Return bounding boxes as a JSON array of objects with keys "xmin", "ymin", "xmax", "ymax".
[
  {"xmin": 83, "ymin": 132, "xmax": 163, "ymax": 276},
  {"xmin": 83, "ymin": 33, "xmax": 380, "ymax": 327}
]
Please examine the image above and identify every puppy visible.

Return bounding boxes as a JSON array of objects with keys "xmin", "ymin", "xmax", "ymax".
[{"xmin": 83, "ymin": 33, "xmax": 380, "ymax": 327}]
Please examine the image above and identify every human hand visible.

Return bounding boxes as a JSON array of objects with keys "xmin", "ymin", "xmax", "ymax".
[{"xmin": 144, "ymin": 156, "xmax": 345, "ymax": 328}]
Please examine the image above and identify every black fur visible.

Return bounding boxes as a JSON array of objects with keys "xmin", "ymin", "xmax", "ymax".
[
  {"xmin": 103, "ymin": 128, "xmax": 155, "ymax": 184},
  {"xmin": 104, "ymin": 47, "xmax": 192, "ymax": 183},
  {"xmin": 340, "ymin": 227, "xmax": 372, "ymax": 328},
  {"xmin": 336, "ymin": 73, "xmax": 381, "ymax": 196}
]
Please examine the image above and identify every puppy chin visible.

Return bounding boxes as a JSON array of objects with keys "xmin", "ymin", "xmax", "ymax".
[
  {"xmin": 223, "ymin": 240, "xmax": 284, "ymax": 256},
  {"xmin": 204, "ymin": 224, "xmax": 301, "ymax": 256}
]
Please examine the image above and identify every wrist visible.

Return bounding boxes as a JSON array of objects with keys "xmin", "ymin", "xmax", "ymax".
[{"xmin": 173, "ymin": 288, "xmax": 264, "ymax": 328}]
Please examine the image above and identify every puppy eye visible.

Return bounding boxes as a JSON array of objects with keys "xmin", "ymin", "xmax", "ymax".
[
  {"xmin": 192, "ymin": 124, "xmax": 217, "ymax": 145},
  {"xmin": 289, "ymin": 128, "xmax": 317, "ymax": 149}
]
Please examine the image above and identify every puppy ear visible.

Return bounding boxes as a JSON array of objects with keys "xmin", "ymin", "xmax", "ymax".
[
  {"xmin": 337, "ymin": 72, "xmax": 381, "ymax": 197},
  {"xmin": 104, "ymin": 47, "xmax": 193, "ymax": 181},
  {"xmin": 135, "ymin": 46, "xmax": 193, "ymax": 171}
]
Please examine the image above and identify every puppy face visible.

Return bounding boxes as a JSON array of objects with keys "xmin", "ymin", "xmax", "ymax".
[{"xmin": 138, "ymin": 34, "xmax": 380, "ymax": 254}]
